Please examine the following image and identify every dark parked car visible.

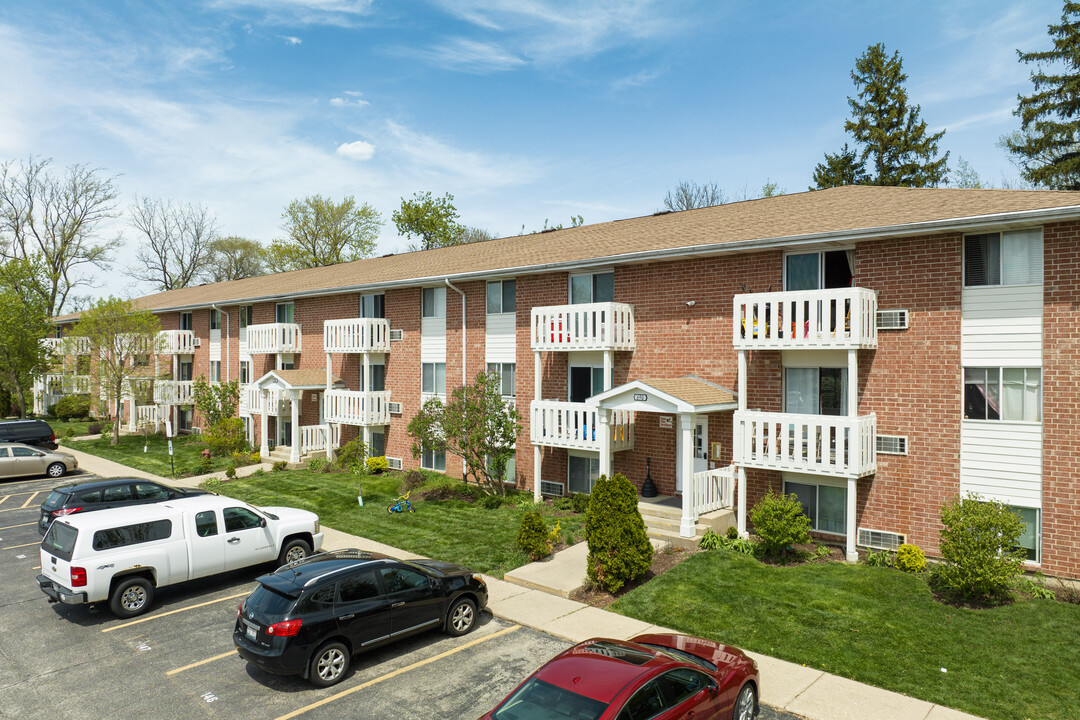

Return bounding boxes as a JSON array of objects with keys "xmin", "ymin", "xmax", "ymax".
[
  {"xmin": 38, "ymin": 478, "xmax": 211, "ymax": 535},
  {"xmin": 0, "ymin": 419, "xmax": 57, "ymax": 449},
  {"xmin": 234, "ymin": 549, "xmax": 489, "ymax": 687},
  {"xmin": 479, "ymin": 634, "xmax": 759, "ymax": 720}
]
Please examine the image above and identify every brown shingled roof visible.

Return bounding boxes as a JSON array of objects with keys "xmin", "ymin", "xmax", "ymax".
[
  {"xmin": 63, "ymin": 185, "xmax": 1080, "ymax": 320},
  {"xmin": 636, "ymin": 377, "xmax": 737, "ymax": 408}
]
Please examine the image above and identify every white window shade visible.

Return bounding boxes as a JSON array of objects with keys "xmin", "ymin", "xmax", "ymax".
[{"xmin": 1002, "ymin": 230, "xmax": 1043, "ymax": 285}]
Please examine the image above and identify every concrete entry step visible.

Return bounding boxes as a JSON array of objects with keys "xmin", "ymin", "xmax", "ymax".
[{"xmin": 637, "ymin": 496, "xmax": 738, "ymax": 551}]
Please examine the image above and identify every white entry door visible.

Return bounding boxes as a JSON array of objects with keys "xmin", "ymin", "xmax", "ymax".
[{"xmin": 677, "ymin": 417, "xmax": 708, "ymax": 493}]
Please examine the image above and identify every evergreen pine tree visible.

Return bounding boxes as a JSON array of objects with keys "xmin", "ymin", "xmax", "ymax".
[
  {"xmin": 1007, "ymin": 1, "xmax": 1080, "ymax": 189},
  {"xmin": 810, "ymin": 143, "xmax": 869, "ymax": 189}
]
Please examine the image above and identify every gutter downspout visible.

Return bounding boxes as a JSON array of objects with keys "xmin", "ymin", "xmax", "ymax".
[{"xmin": 445, "ymin": 279, "xmax": 466, "ymax": 385}]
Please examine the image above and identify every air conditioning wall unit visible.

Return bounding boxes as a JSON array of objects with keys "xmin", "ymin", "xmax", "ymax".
[
  {"xmin": 876, "ymin": 434, "xmax": 908, "ymax": 455},
  {"xmin": 193, "ymin": 337, "xmax": 202, "ymax": 347},
  {"xmin": 540, "ymin": 480, "xmax": 565, "ymax": 497},
  {"xmin": 389, "ymin": 328, "xmax": 404, "ymax": 342},
  {"xmin": 876, "ymin": 309, "xmax": 909, "ymax": 330},
  {"xmin": 386, "ymin": 456, "xmax": 403, "ymax": 470},
  {"xmin": 387, "ymin": 401, "xmax": 403, "ymax": 414}
]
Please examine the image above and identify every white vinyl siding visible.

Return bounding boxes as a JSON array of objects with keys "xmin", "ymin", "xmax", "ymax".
[
  {"xmin": 960, "ymin": 422, "xmax": 1042, "ymax": 506},
  {"xmin": 421, "ymin": 287, "xmax": 447, "ymax": 363},
  {"xmin": 485, "ymin": 312, "xmax": 516, "ymax": 364},
  {"xmin": 961, "ymin": 285, "xmax": 1042, "ymax": 365}
]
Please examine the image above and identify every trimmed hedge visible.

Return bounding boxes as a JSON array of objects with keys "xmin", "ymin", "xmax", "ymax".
[{"xmin": 585, "ymin": 474, "xmax": 653, "ymax": 593}]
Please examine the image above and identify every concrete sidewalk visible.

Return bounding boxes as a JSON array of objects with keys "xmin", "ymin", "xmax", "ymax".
[{"xmin": 61, "ymin": 449, "xmax": 985, "ymax": 720}]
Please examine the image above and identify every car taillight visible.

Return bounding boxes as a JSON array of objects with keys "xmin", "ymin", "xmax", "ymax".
[
  {"xmin": 53, "ymin": 507, "xmax": 81, "ymax": 518},
  {"xmin": 238, "ymin": 603, "xmax": 244, "ymax": 618},
  {"xmin": 71, "ymin": 567, "xmax": 87, "ymax": 587},
  {"xmin": 50, "ymin": 433, "xmax": 56, "ymax": 442},
  {"xmin": 266, "ymin": 619, "xmax": 302, "ymax": 637}
]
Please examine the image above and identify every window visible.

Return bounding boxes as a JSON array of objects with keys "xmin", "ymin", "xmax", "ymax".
[
  {"xmin": 239, "ymin": 305, "xmax": 252, "ymax": 328},
  {"xmin": 655, "ymin": 668, "xmax": 711, "ymax": 707},
  {"xmin": 210, "ymin": 309, "xmax": 220, "ymax": 330},
  {"xmin": 276, "ymin": 302, "xmax": 294, "ymax": 324},
  {"xmin": 784, "ymin": 250, "xmax": 854, "ymax": 291},
  {"xmin": 421, "ymin": 445, "xmax": 446, "ymax": 471},
  {"xmin": 380, "ymin": 567, "xmax": 430, "ymax": 593},
  {"xmin": 179, "ymin": 361, "xmax": 193, "ymax": 381},
  {"xmin": 210, "ymin": 361, "xmax": 221, "ymax": 383},
  {"xmin": 784, "ymin": 367, "xmax": 847, "ymax": 416},
  {"xmin": 240, "ymin": 360, "xmax": 252, "ymax": 385},
  {"xmin": 224, "ymin": 507, "xmax": 263, "ymax": 532},
  {"xmin": 570, "ymin": 272, "xmax": 613, "ymax": 304},
  {"xmin": 179, "ymin": 408, "xmax": 193, "ymax": 430},
  {"xmin": 12, "ymin": 446, "xmax": 38, "ymax": 458},
  {"xmin": 102, "ymin": 485, "xmax": 134, "ymax": 502},
  {"xmin": 422, "ymin": 362, "xmax": 446, "ymax": 395},
  {"xmin": 618, "ymin": 679, "xmax": 665, "ymax": 720},
  {"xmin": 422, "ymin": 287, "xmax": 446, "ymax": 318},
  {"xmin": 487, "ymin": 362, "xmax": 516, "ymax": 397},
  {"xmin": 361, "ymin": 363, "xmax": 386, "ymax": 392},
  {"xmin": 360, "ymin": 293, "xmax": 385, "ymax": 319},
  {"xmin": 568, "ymin": 454, "xmax": 600, "ymax": 494},
  {"xmin": 964, "ymin": 367, "xmax": 1041, "ymax": 421},
  {"xmin": 195, "ymin": 510, "xmax": 218, "ymax": 537},
  {"xmin": 180, "ymin": 312, "xmax": 193, "ymax": 331},
  {"xmin": 279, "ymin": 355, "xmax": 295, "ymax": 371},
  {"xmin": 487, "ymin": 452, "xmax": 516, "ymax": 484},
  {"xmin": 92, "ymin": 520, "xmax": 172, "ymax": 551},
  {"xmin": 133, "ymin": 354, "xmax": 150, "ymax": 367},
  {"xmin": 1011, "ymin": 506, "xmax": 1040, "ymax": 562},
  {"xmin": 339, "ymin": 571, "xmax": 381, "ymax": 602},
  {"xmin": 569, "ymin": 366, "xmax": 605, "ymax": 403},
  {"xmin": 964, "ymin": 230, "xmax": 1042, "ymax": 287},
  {"xmin": 486, "ymin": 280, "xmax": 516, "ymax": 314},
  {"xmin": 491, "ymin": 678, "xmax": 607, "ymax": 720},
  {"xmin": 785, "ymin": 480, "xmax": 847, "ymax": 534},
  {"xmin": 370, "ymin": 430, "xmax": 386, "ymax": 458}
]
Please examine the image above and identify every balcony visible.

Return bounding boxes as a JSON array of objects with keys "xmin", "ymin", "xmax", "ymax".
[
  {"xmin": 733, "ymin": 410, "xmax": 876, "ymax": 477},
  {"xmin": 732, "ymin": 287, "xmax": 877, "ymax": 351},
  {"xmin": 299, "ymin": 424, "xmax": 340, "ymax": 456},
  {"xmin": 324, "ymin": 319, "xmax": 390, "ymax": 354},
  {"xmin": 531, "ymin": 302, "xmax": 635, "ymax": 352},
  {"xmin": 154, "ymin": 381, "xmax": 195, "ymax": 406},
  {"xmin": 240, "ymin": 384, "xmax": 288, "ymax": 416},
  {"xmin": 324, "ymin": 390, "xmax": 391, "ymax": 426},
  {"xmin": 41, "ymin": 336, "xmax": 91, "ymax": 355},
  {"xmin": 246, "ymin": 323, "xmax": 302, "ymax": 354},
  {"xmin": 530, "ymin": 400, "xmax": 634, "ymax": 452},
  {"xmin": 36, "ymin": 374, "xmax": 90, "ymax": 395},
  {"xmin": 158, "ymin": 330, "xmax": 195, "ymax": 354}
]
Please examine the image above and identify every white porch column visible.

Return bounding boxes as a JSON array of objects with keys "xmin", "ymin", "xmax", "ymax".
[
  {"xmin": 736, "ymin": 349, "xmax": 749, "ymax": 538},
  {"xmin": 603, "ymin": 350, "xmax": 613, "ymax": 391},
  {"xmin": 737, "ymin": 466, "xmax": 748, "ymax": 537},
  {"xmin": 259, "ymin": 389, "xmax": 269, "ymax": 458},
  {"xmin": 847, "ymin": 349, "xmax": 858, "ymax": 417},
  {"xmin": 154, "ymin": 356, "xmax": 161, "ymax": 432},
  {"xmin": 846, "ymin": 476, "xmax": 858, "ymax": 562},
  {"xmin": 679, "ymin": 413, "xmax": 696, "ymax": 538},
  {"xmin": 534, "ymin": 352, "xmax": 541, "ymax": 400},
  {"xmin": 363, "ymin": 425, "xmax": 372, "ymax": 455},
  {"xmin": 290, "ymin": 389, "xmax": 301, "ymax": 463},
  {"xmin": 324, "ymin": 424, "xmax": 333, "ymax": 460},
  {"xmin": 598, "ymin": 407, "xmax": 612, "ymax": 478},
  {"xmin": 737, "ymin": 350, "xmax": 747, "ymax": 411},
  {"xmin": 127, "ymin": 392, "xmax": 136, "ymax": 432},
  {"xmin": 326, "ymin": 354, "xmax": 332, "ymax": 390}
]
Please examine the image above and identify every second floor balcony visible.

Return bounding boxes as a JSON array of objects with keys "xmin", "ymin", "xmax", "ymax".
[
  {"xmin": 530, "ymin": 400, "xmax": 634, "ymax": 452},
  {"xmin": 154, "ymin": 380, "xmax": 195, "ymax": 406},
  {"xmin": 733, "ymin": 287, "xmax": 877, "ymax": 351},
  {"xmin": 41, "ymin": 336, "xmax": 91, "ymax": 356},
  {"xmin": 36, "ymin": 373, "xmax": 90, "ymax": 395},
  {"xmin": 324, "ymin": 318, "xmax": 390, "ymax": 354},
  {"xmin": 158, "ymin": 330, "xmax": 195, "ymax": 354},
  {"xmin": 733, "ymin": 410, "xmax": 876, "ymax": 477},
  {"xmin": 324, "ymin": 389, "xmax": 391, "ymax": 426},
  {"xmin": 531, "ymin": 302, "xmax": 635, "ymax": 352},
  {"xmin": 246, "ymin": 323, "xmax": 302, "ymax": 354}
]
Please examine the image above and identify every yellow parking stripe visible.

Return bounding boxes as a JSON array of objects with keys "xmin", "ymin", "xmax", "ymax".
[
  {"xmin": 0, "ymin": 521, "xmax": 36, "ymax": 531},
  {"xmin": 102, "ymin": 591, "xmax": 251, "ymax": 633},
  {"xmin": 19, "ymin": 492, "xmax": 40, "ymax": 508},
  {"xmin": 2, "ymin": 541, "xmax": 42, "ymax": 550},
  {"xmin": 274, "ymin": 624, "xmax": 522, "ymax": 720},
  {"xmin": 0, "ymin": 495, "xmax": 9, "ymax": 506},
  {"xmin": 0, "ymin": 506, "xmax": 36, "ymax": 513},
  {"xmin": 166, "ymin": 649, "xmax": 238, "ymax": 676}
]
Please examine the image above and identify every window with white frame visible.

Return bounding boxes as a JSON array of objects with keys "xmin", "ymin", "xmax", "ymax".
[
  {"xmin": 370, "ymin": 430, "xmax": 386, "ymax": 458},
  {"xmin": 783, "ymin": 367, "xmax": 847, "ymax": 416},
  {"xmin": 422, "ymin": 287, "xmax": 445, "ymax": 318},
  {"xmin": 486, "ymin": 280, "xmax": 516, "ymax": 314},
  {"xmin": 210, "ymin": 310, "xmax": 220, "ymax": 330},
  {"xmin": 487, "ymin": 362, "xmax": 515, "ymax": 397},
  {"xmin": 963, "ymin": 367, "xmax": 1041, "ymax": 421},
  {"xmin": 421, "ymin": 445, "xmax": 445, "ymax": 471},
  {"xmin": 422, "ymin": 362, "xmax": 446, "ymax": 395},
  {"xmin": 1010, "ymin": 505, "xmax": 1040, "ymax": 562},
  {"xmin": 179, "ymin": 360, "xmax": 193, "ymax": 381},
  {"xmin": 239, "ymin": 360, "xmax": 252, "ymax": 385},
  {"xmin": 276, "ymin": 302, "xmax": 294, "ymax": 324},
  {"xmin": 180, "ymin": 312, "xmax": 193, "ymax": 331},
  {"xmin": 784, "ymin": 480, "xmax": 847, "ymax": 535},
  {"xmin": 360, "ymin": 363, "xmax": 386, "ymax": 392},
  {"xmin": 963, "ymin": 229, "xmax": 1042, "ymax": 287},
  {"xmin": 784, "ymin": 250, "xmax": 855, "ymax": 290},
  {"xmin": 568, "ymin": 454, "xmax": 600, "ymax": 494},
  {"xmin": 360, "ymin": 294, "xmax": 385, "ymax": 319},
  {"xmin": 569, "ymin": 272, "xmax": 613, "ymax": 304},
  {"xmin": 278, "ymin": 355, "xmax": 295, "ymax": 371},
  {"xmin": 209, "ymin": 361, "xmax": 221, "ymax": 383},
  {"xmin": 239, "ymin": 306, "xmax": 252, "ymax": 328}
]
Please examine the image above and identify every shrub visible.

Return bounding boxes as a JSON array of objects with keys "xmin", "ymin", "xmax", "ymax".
[
  {"xmin": 225, "ymin": 464, "xmax": 236, "ymax": 479},
  {"xmin": 477, "ymin": 494, "xmax": 504, "ymax": 510},
  {"xmin": 516, "ymin": 510, "xmax": 551, "ymax": 560},
  {"xmin": 932, "ymin": 494, "xmax": 1026, "ymax": 603},
  {"xmin": 252, "ymin": 468, "xmax": 266, "ymax": 477},
  {"xmin": 54, "ymin": 394, "xmax": 91, "ymax": 421},
  {"xmin": 585, "ymin": 474, "xmax": 653, "ymax": 593},
  {"xmin": 749, "ymin": 489, "xmax": 812, "ymax": 559},
  {"xmin": 335, "ymin": 439, "xmax": 367, "ymax": 473},
  {"xmin": 548, "ymin": 521, "xmax": 562, "ymax": 547},
  {"xmin": 204, "ymin": 418, "xmax": 247, "ymax": 457},
  {"xmin": 726, "ymin": 525, "xmax": 739, "ymax": 540},
  {"xmin": 571, "ymin": 492, "xmax": 589, "ymax": 514},
  {"xmin": 895, "ymin": 543, "xmax": 927, "ymax": 573},
  {"xmin": 307, "ymin": 457, "xmax": 329, "ymax": 473},
  {"xmin": 63, "ymin": 428, "xmax": 76, "ymax": 439},
  {"xmin": 272, "ymin": 460, "xmax": 287, "ymax": 472},
  {"xmin": 863, "ymin": 549, "xmax": 894, "ymax": 568},
  {"xmin": 87, "ymin": 422, "xmax": 104, "ymax": 435},
  {"xmin": 46, "ymin": 403, "xmax": 58, "ymax": 418},
  {"xmin": 198, "ymin": 454, "xmax": 213, "ymax": 474},
  {"xmin": 698, "ymin": 529, "xmax": 724, "ymax": 550},
  {"xmin": 366, "ymin": 455, "xmax": 389, "ymax": 474},
  {"xmin": 399, "ymin": 469, "xmax": 426, "ymax": 494},
  {"xmin": 552, "ymin": 496, "xmax": 574, "ymax": 512},
  {"xmin": 699, "ymin": 529, "xmax": 757, "ymax": 555},
  {"xmin": 232, "ymin": 450, "xmax": 262, "ymax": 467}
]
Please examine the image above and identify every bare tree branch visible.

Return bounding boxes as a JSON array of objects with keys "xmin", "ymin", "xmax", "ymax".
[{"xmin": 129, "ymin": 195, "xmax": 219, "ymax": 291}]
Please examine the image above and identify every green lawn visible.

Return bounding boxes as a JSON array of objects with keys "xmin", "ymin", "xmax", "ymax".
[
  {"xmin": 610, "ymin": 550, "xmax": 1078, "ymax": 720},
  {"xmin": 62, "ymin": 432, "xmax": 239, "ymax": 478},
  {"xmin": 40, "ymin": 417, "xmax": 96, "ymax": 438},
  {"xmin": 202, "ymin": 469, "xmax": 586, "ymax": 578}
]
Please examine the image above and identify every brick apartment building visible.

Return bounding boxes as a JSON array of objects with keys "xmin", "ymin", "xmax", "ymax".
[{"xmin": 36, "ymin": 186, "xmax": 1080, "ymax": 577}]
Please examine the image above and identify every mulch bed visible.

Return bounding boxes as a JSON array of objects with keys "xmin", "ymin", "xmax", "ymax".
[{"xmin": 570, "ymin": 546, "xmax": 700, "ymax": 609}]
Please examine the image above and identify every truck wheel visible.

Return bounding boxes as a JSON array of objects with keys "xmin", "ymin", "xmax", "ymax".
[
  {"xmin": 309, "ymin": 641, "xmax": 350, "ymax": 687},
  {"xmin": 110, "ymin": 577, "xmax": 155, "ymax": 618},
  {"xmin": 278, "ymin": 538, "xmax": 312, "ymax": 566}
]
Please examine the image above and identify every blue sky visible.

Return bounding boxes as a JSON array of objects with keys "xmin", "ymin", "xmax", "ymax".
[{"xmin": 0, "ymin": 0, "xmax": 1062, "ymax": 300}]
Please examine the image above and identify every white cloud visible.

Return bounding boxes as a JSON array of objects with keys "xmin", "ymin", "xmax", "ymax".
[
  {"xmin": 281, "ymin": 35, "xmax": 302, "ymax": 45},
  {"xmin": 336, "ymin": 139, "xmax": 375, "ymax": 160},
  {"xmin": 382, "ymin": 120, "xmax": 541, "ymax": 187},
  {"xmin": 330, "ymin": 91, "xmax": 370, "ymax": 108},
  {"xmin": 611, "ymin": 68, "xmax": 662, "ymax": 92},
  {"xmin": 208, "ymin": 0, "xmax": 376, "ymax": 27},
  {"xmin": 415, "ymin": 38, "xmax": 526, "ymax": 73}
]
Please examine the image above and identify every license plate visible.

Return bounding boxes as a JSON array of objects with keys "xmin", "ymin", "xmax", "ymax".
[{"xmin": 244, "ymin": 620, "xmax": 258, "ymax": 640}]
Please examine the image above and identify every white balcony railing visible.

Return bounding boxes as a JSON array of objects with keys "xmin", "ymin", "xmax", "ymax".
[
  {"xmin": 324, "ymin": 390, "xmax": 391, "ymax": 426},
  {"xmin": 530, "ymin": 400, "xmax": 634, "ymax": 452},
  {"xmin": 36, "ymin": 374, "xmax": 91, "ymax": 395},
  {"xmin": 732, "ymin": 287, "xmax": 877, "ymax": 351},
  {"xmin": 136, "ymin": 405, "xmax": 159, "ymax": 426},
  {"xmin": 240, "ymin": 384, "xmax": 287, "ymax": 416},
  {"xmin": 531, "ymin": 302, "xmax": 635, "ymax": 352},
  {"xmin": 733, "ymin": 410, "xmax": 876, "ymax": 477},
  {"xmin": 690, "ymin": 465, "xmax": 736, "ymax": 516},
  {"xmin": 299, "ymin": 424, "xmax": 339, "ymax": 456},
  {"xmin": 158, "ymin": 330, "xmax": 195, "ymax": 354},
  {"xmin": 324, "ymin": 318, "xmax": 391, "ymax": 354},
  {"xmin": 41, "ymin": 336, "xmax": 91, "ymax": 356},
  {"xmin": 154, "ymin": 380, "xmax": 195, "ymax": 406},
  {"xmin": 246, "ymin": 323, "xmax": 302, "ymax": 354}
]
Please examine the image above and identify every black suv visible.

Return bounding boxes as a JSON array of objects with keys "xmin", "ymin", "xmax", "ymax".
[
  {"xmin": 38, "ymin": 478, "xmax": 211, "ymax": 535},
  {"xmin": 234, "ymin": 549, "xmax": 489, "ymax": 687},
  {"xmin": 0, "ymin": 419, "xmax": 57, "ymax": 449}
]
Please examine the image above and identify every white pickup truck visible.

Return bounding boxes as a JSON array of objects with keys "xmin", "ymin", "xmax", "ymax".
[{"xmin": 36, "ymin": 494, "xmax": 323, "ymax": 617}]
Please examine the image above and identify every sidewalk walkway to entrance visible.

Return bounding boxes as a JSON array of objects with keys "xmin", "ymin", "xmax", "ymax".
[{"xmin": 62, "ymin": 446, "xmax": 985, "ymax": 720}]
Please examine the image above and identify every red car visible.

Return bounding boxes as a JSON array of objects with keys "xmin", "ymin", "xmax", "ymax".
[{"xmin": 479, "ymin": 633, "xmax": 758, "ymax": 720}]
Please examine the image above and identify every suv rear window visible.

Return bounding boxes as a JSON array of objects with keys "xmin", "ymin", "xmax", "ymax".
[
  {"xmin": 92, "ymin": 520, "xmax": 172, "ymax": 551},
  {"xmin": 43, "ymin": 490, "xmax": 70, "ymax": 509},
  {"xmin": 247, "ymin": 584, "xmax": 297, "ymax": 616},
  {"xmin": 42, "ymin": 522, "xmax": 78, "ymax": 562}
]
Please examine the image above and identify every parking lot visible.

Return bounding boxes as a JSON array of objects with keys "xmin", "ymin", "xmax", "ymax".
[{"xmin": 1, "ymin": 473, "xmax": 802, "ymax": 720}]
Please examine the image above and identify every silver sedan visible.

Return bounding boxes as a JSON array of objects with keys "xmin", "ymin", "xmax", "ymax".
[{"xmin": 0, "ymin": 443, "xmax": 78, "ymax": 479}]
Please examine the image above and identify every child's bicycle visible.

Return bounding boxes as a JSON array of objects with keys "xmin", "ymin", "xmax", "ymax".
[{"xmin": 387, "ymin": 491, "xmax": 415, "ymax": 514}]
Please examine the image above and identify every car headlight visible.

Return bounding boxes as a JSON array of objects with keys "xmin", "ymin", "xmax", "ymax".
[{"xmin": 472, "ymin": 574, "xmax": 486, "ymax": 587}]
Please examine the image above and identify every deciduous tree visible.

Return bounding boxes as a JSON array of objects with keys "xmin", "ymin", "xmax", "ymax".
[
  {"xmin": 130, "ymin": 196, "xmax": 219, "ymax": 291},
  {"xmin": 393, "ymin": 191, "xmax": 466, "ymax": 251},
  {"xmin": 0, "ymin": 260, "xmax": 54, "ymax": 417},
  {"xmin": 204, "ymin": 236, "xmax": 267, "ymax": 282},
  {"xmin": 268, "ymin": 195, "xmax": 381, "ymax": 271},
  {"xmin": 662, "ymin": 180, "xmax": 724, "ymax": 211}
]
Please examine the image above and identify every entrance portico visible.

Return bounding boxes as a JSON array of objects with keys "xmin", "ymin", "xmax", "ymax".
[
  {"xmin": 252, "ymin": 369, "xmax": 342, "ymax": 463},
  {"xmin": 588, "ymin": 376, "xmax": 740, "ymax": 539}
]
